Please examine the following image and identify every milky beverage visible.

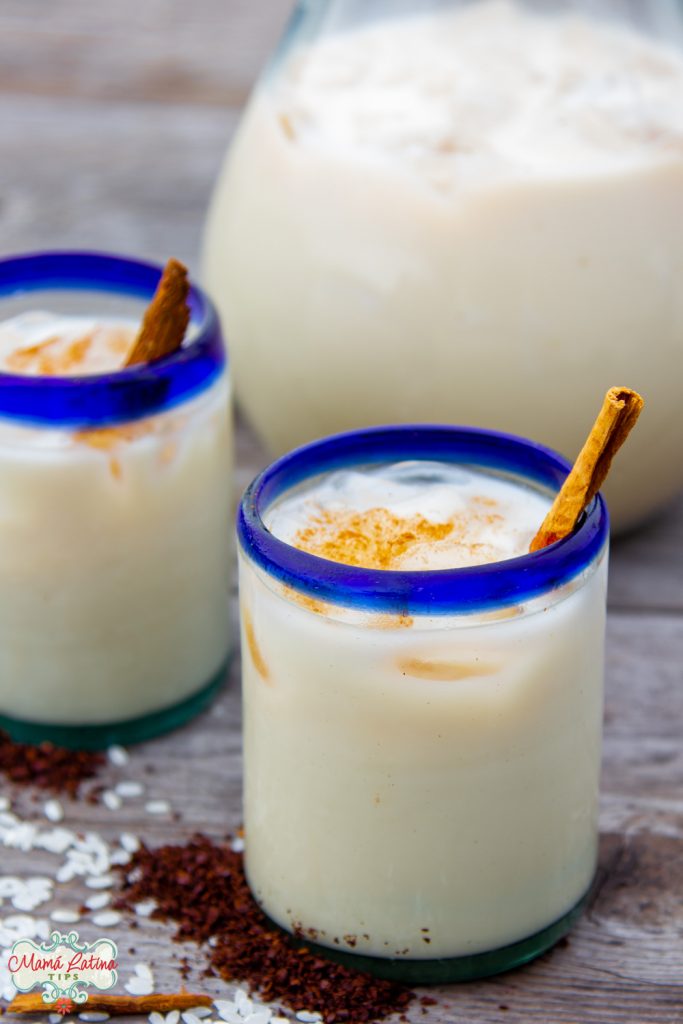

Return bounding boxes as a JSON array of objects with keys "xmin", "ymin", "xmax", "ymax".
[
  {"xmin": 240, "ymin": 460, "xmax": 607, "ymax": 957},
  {"xmin": 0, "ymin": 312, "xmax": 232, "ymax": 726},
  {"xmin": 204, "ymin": 0, "xmax": 683, "ymax": 528}
]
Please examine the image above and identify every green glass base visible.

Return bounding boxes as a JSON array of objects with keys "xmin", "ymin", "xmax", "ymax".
[
  {"xmin": 0, "ymin": 661, "xmax": 229, "ymax": 751},
  {"xmin": 283, "ymin": 889, "xmax": 590, "ymax": 984}
]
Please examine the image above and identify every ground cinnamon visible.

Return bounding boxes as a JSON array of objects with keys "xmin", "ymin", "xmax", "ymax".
[
  {"xmin": 7, "ymin": 993, "xmax": 213, "ymax": 1016},
  {"xmin": 398, "ymin": 657, "xmax": 496, "ymax": 681},
  {"xmin": 530, "ymin": 386, "xmax": 643, "ymax": 552},
  {"xmin": 125, "ymin": 259, "xmax": 190, "ymax": 367},
  {"xmin": 294, "ymin": 506, "xmax": 454, "ymax": 570},
  {"xmin": 242, "ymin": 606, "xmax": 271, "ymax": 683},
  {"xmin": 6, "ymin": 335, "xmax": 94, "ymax": 375}
]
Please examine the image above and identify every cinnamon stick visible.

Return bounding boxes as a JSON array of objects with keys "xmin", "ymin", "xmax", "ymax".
[
  {"xmin": 529, "ymin": 386, "xmax": 643, "ymax": 552},
  {"xmin": 6, "ymin": 992, "xmax": 213, "ymax": 1016},
  {"xmin": 125, "ymin": 258, "xmax": 190, "ymax": 367}
]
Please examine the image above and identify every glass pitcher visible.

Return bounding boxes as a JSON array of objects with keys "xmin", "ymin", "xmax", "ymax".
[{"xmin": 203, "ymin": 0, "xmax": 683, "ymax": 531}]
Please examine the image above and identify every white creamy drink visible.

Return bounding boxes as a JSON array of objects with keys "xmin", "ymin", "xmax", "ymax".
[
  {"xmin": 205, "ymin": 0, "xmax": 683, "ymax": 528},
  {"xmin": 0, "ymin": 311, "xmax": 232, "ymax": 730},
  {"xmin": 240, "ymin": 455, "xmax": 608, "ymax": 961}
]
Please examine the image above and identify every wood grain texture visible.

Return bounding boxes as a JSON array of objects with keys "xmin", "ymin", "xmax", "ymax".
[
  {"xmin": 1, "ymin": 616, "xmax": 681, "ymax": 1024},
  {"xmin": 0, "ymin": 95, "xmax": 238, "ymax": 267},
  {"xmin": 1, "ymin": 2, "xmax": 682, "ymax": 1022},
  {"xmin": 0, "ymin": 0, "xmax": 293, "ymax": 106}
]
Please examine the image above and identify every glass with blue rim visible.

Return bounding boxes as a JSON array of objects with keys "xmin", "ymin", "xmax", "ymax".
[
  {"xmin": 0, "ymin": 251, "xmax": 232, "ymax": 749},
  {"xmin": 237, "ymin": 424, "xmax": 609, "ymax": 983}
]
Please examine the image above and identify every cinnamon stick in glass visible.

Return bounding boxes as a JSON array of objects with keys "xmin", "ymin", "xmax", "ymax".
[{"xmin": 529, "ymin": 386, "xmax": 643, "ymax": 552}]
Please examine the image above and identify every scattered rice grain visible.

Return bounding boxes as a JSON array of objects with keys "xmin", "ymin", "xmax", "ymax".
[
  {"xmin": 107, "ymin": 746, "xmax": 129, "ymax": 767},
  {"xmin": 91, "ymin": 910, "xmax": 121, "ymax": 927},
  {"xmin": 86, "ymin": 874, "xmax": 115, "ymax": 889},
  {"xmin": 43, "ymin": 799, "xmax": 64, "ymax": 823},
  {"xmin": 35, "ymin": 827, "xmax": 76, "ymax": 854},
  {"xmin": 144, "ymin": 800, "xmax": 171, "ymax": 815},
  {"xmin": 115, "ymin": 781, "xmax": 144, "ymax": 799},
  {"xmin": 120, "ymin": 833, "xmax": 140, "ymax": 853},
  {"xmin": 108, "ymin": 849, "xmax": 131, "ymax": 866},
  {"xmin": 85, "ymin": 892, "xmax": 111, "ymax": 911},
  {"xmin": 50, "ymin": 908, "xmax": 81, "ymax": 923},
  {"xmin": 102, "ymin": 791, "xmax": 122, "ymax": 811},
  {"xmin": 133, "ymin": 899, "xmax": 156, "ymax": 918}
]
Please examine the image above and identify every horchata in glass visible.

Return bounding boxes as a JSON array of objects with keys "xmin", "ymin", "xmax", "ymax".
[
  {"xmin": 0, "ymin": 251, "xmax": 232, "ymax": 749},
  {"xmin": 237, "ymin": 424, "xmax": 609, "ymax": 982}
]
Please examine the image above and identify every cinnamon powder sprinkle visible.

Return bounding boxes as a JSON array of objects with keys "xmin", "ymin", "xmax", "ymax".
[
  {"xmin": 114, "ymin": 834, "xmax": 413, "ymax": 1024},
  {"xmin": 242, "ymin": 607, "xmax": 271, "ymax": 683},
  {"xmin": 398, "ymin": 657, "xmax": 496, "ymax": 682},
  {"xmin": 282, "ymin": 585, "xmax": 330, "ymax": 616},
  {"xmin": 279, "ymin": 112, "xmax": 297, "ymax": 140},
  {"xmin": 6, "ymin": 334, "xmax": 95, "ymax": 375},
  {"xmin": 367, "ymin": 612, "xmax": 414, "ymax": 630},
  {"xmin": 75, "ymin": 421, "xmax": 152, "ymax": 451},
  {"xmin": 75, "ymin": 421, "xmax": 155, "ymax": 480},
  {"xmin": 5, "ymin": 326, "xmax": 133, "ymax": 376},
  {"xmin": 294, "ymin": 507, "xmax": 454, "ymax": 570}
]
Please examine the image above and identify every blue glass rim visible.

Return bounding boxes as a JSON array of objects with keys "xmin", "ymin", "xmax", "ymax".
[
  {"xmin": 0, "ymin": 250, "xmax": 226, "ymax": 427},
  {"xmin": 237, "ymin": 425, "xmax": 609, "ymax": 615}
]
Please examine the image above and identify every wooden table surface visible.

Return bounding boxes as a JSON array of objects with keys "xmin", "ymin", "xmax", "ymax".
[{"xmin": 1, "ymin": 3, "xmax": 682, "ymax": 1022}]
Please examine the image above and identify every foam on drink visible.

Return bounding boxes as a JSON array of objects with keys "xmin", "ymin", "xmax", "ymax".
[
  {"xmin": 0, "ymin": 312, "xmax": 137, "ymax": 376},
  {"xmin": 266, "ymin": 461, "xmax": 552, "ymax": 570}
]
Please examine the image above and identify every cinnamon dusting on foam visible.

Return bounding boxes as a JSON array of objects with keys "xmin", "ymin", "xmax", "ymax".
[
  {"xmin": 1, "ymin": 259, "xmax": 189, "ymax": 378},
  {"xmin": 292, "ymin": 505, "xmax": 509, "ymax": 571},
  {"xmin": 293, "ymin": 507, "xmax": 454, "ymax": 570},
  {"xmin": 2, "ymin": 323, "xmax": 134, "ymax": 376}
]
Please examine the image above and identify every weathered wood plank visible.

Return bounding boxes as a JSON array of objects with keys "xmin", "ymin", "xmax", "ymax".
[
  {"xmin": 1, "ymin": 615, "xmax": 681, "ymax": 1024},
  {"xmin": 0, "ymin": 96, "xmax": 237, "ymax": 267},
  {"xmin": 0, "ymin": 0, "xmax": 292, "ymax": 106},
  {"xmin": 608, "ymin": 495, "xmax": 683, "ymax": 614}
]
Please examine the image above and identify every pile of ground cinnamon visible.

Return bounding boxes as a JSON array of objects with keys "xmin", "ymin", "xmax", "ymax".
[
  {"xmin": 0, "ymin": 730, "xmax": 105, "ymax": 797},
  {"xmin": 115, "ymin": 834, "xmax": 414, "ymax": 1024}
]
